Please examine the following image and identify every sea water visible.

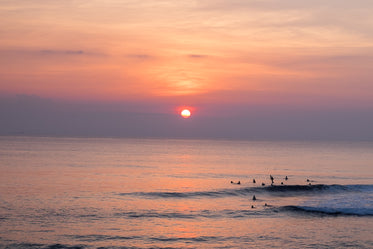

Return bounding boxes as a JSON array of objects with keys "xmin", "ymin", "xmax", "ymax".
[{"xmin": 0, "ymin": 136, "xmax": 372, "ymax": 248}]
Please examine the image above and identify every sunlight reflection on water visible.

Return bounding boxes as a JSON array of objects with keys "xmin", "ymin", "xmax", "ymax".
[{"xmin": 0, "ymin": 137, "xmax": 372, "ymax": 248}]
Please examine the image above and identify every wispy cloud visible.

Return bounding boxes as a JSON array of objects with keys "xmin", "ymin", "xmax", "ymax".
[
  {"xmin": 125, "ymin": 54, "xmax": 153, "ymax": 59},
  {"xmin": 40, "ymin": 50, "xmax": 85, "ymax": 55},
  {"xmin": 194, "ymin": 0, "xmax": 373, "ymax": 40},
  {"xmin": 188, "ymin": 54, "xmax": 209, "ymax": 59},
  {"xmin": 0, "ymin": 49, "xmax": 106, "ymax": 57},
  {"xmin": 1, "ymin": 0, "xmax": 373, "ymax": 114}
]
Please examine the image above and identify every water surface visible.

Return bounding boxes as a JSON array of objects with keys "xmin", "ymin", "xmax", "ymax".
[{"xmin": 0, "ymin": 136, "xmax": 372, "ymax": 248}]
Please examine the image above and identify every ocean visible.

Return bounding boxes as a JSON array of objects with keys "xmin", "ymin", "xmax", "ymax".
[{"xmin": 0, "ymin": 136, "xmax": 372, "ymax": 248}]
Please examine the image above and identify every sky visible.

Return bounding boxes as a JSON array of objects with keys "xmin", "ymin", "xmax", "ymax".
[{"xmin": 1, "ymin": 0, "xmax": 373, "ymax": 140}]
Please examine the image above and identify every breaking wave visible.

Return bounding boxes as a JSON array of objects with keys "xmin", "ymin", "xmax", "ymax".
[
  {"xmin": 282, "ymin": 205, "xmax": 373, "ymax": 216},
  {"xmin": 120, "ymin": 184, "xmax": 373, "ymax": 199}
]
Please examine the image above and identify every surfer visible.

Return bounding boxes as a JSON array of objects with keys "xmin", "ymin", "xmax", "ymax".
[
  {"xmin": 252, "ymin": 195, "xmax": 256, "ymax": 201},
  {"xmin": 270, "ymin": 175, "xmax": 274, "ymax": 184},
  {"xmin": 285, "ymin": 176, "xmax": 288, "ymax": 180},
  {"xmin": 253, "ymin": 179, "xmax": 256, "ymax": 183},
  {"xmin": 261, "ymin": 183, "xmax": 265, "ymax": 186}
]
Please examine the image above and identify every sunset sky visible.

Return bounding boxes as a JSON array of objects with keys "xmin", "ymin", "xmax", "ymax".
[{"xmin": 1, "ymin": 0, "xmax": 373, "ymax": 139}]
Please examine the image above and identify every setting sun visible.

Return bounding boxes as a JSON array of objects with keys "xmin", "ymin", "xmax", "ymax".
[{"xmin": 181, "ymin": 109, "xmax": 191, "ymax": 118}]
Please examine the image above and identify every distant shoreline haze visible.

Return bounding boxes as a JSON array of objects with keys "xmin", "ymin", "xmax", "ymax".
[{"xmin": 1, "ymin": 95, "xmax": 372, "ymax": 141}]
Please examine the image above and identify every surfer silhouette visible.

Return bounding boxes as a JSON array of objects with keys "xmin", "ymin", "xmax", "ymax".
[{"xmin": 270, "ymin": 175, "xmax": 274, "ymax": 184}]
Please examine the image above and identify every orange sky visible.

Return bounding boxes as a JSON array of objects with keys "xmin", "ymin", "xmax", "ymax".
[{"xmin": 1, "ymin": 0, "xmax": 373, "ymax": 110}]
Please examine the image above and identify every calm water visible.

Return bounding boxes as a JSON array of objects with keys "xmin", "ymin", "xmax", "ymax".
[{"xmin": 0, "ymin": 136, "xmax": 372, "ymax": 248}]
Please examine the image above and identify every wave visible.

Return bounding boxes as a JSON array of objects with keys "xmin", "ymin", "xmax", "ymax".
[
  {"xmin": 282, "ymin": 205, "xmax": 373, "ymax": 216},
  {"xmin": 115, "ymin": 206, "xmax": 373, "ymax": 219},
  {"xmin": 0, "ymin": 243, "xmax": 178, "ymax": 249},
  {"xmin": 113, "ymin": 209, "xmax": 272, "ymax": 219},
  {"xmin": 2, "ymin": 235, "xmax": 243, "ymax": 249},
  {"xmin": 0, "ymin": 243, "xmax": 86, "ymax": 249},
  {"xmin": 120, "ymin": 184, "xmax": 373, "ymax": 199}
]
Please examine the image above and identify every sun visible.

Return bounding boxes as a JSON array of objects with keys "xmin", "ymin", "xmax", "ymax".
[{"xmin": 180, "ymin": 109, "xmax": 191, "ymax": 118}]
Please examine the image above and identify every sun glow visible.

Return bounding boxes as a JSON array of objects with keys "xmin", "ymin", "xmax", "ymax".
[{"xmin": 180, "ymin": 109, "xmax": 191, "ymax": 118}]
